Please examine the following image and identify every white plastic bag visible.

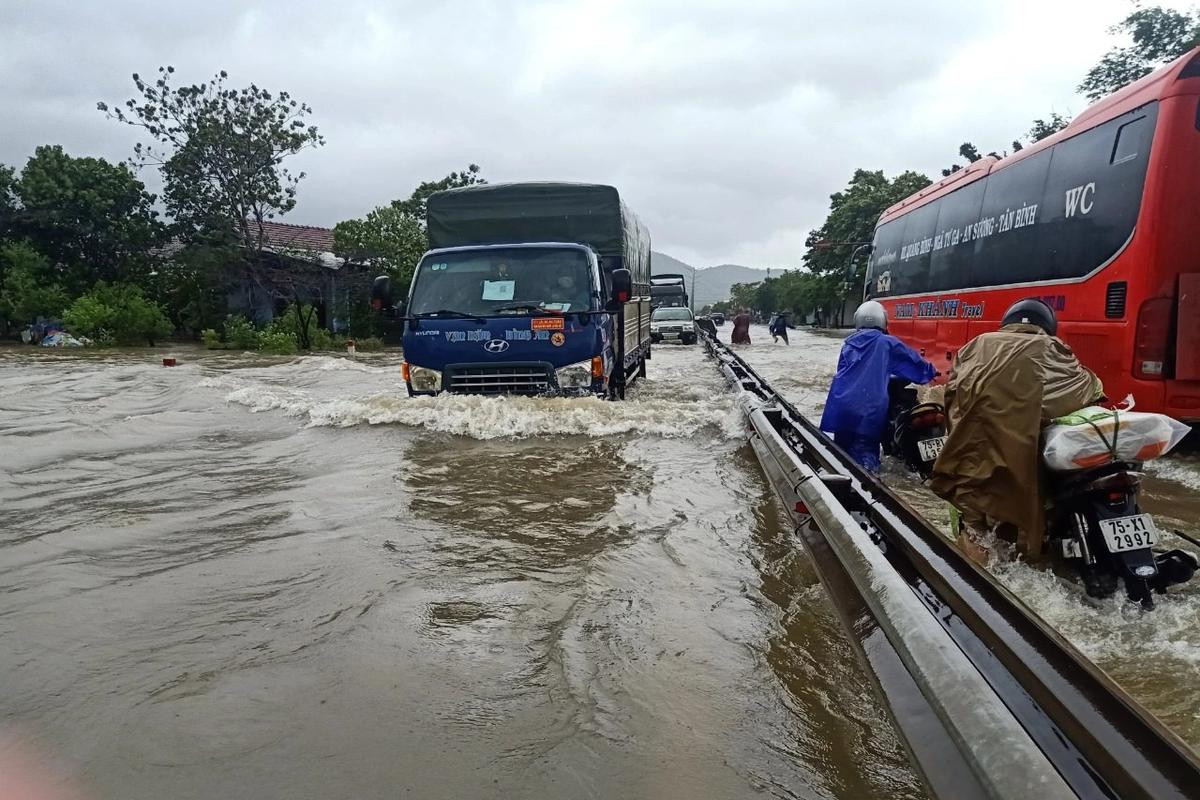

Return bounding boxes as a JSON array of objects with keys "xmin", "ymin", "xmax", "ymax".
[{"xmin": 1042, "ymin": 406, "xmax": 1191, "ymax": 471}]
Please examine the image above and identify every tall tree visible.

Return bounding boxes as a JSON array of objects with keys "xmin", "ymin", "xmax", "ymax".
[
  {"xmin": 332, "ymin": 166, "xmax": 487, "ymax": 290},
  {"xmin": 99, "ymin": 66, "xmax": 324, "ymax": 252},
  {"xmin": 804, "ymin": 169, "xmax": 931, "ymax": 279},
  {"xmin": 0, "ymin": 164, "xmax": 17, "ymax": 240},
  {"xmin": 801, "ymin": 168, "xmax": 931, "ymax": 324},
  {"xmin": 0, "ymin": 242, "xmax": 69, "ymax": 325},
  {"xmin": 1080, "ymin": 5, "xmax": 1200, "ymax": 100},
  {"xmin": 13, "ymin": 145, "xmax": 163, "ymax": 294},
  {"xmin": 390, "ymin": 164, "xmax": 485, "ymax": 221}
]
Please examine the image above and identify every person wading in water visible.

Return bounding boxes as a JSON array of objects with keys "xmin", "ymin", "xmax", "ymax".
[{"xmin": 731, "ymin": 309, "xmax": 752, "ymax": 345}]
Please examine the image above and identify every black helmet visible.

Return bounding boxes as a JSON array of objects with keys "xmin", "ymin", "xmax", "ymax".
[{"xmin": 1001, "ymin": 298, "xmax": 1057, "ymax": 335}]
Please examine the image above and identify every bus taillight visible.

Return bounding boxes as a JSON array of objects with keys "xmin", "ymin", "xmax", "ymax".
[{"xmin": 1134, "ymin": 297, "xmax": 1173, "ymax": 380}]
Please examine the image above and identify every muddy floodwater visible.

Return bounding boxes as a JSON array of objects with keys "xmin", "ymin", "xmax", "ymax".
[{"xmin": 1, "ymin": 340, "xmax": 924, "ymax": 800}]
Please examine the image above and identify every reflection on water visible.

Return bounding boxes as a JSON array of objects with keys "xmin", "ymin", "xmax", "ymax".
[
  {"xmin": 0, "ymin": 344, "xmax": 923, "ymax": 799},
  {"xmin": 739, "ymin": 445, "xmax": 925, "ymax": 800},
  {"xmin": 733, "ymin": 324, "xmax": 1200, "ymax": 748}
]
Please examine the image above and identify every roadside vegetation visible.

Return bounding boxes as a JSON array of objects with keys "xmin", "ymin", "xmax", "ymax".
[
  {"xmin": 0, "ymin": 65, "xmax": 481, "ymax": 349},
  {"xmin": 706, "ymin": 5, "xmax": 1199, "ymax": 325}
]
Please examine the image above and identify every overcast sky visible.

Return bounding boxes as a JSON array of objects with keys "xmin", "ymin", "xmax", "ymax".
[{"xmin": 2, "ymin": 0, "xmax": 1190, "ymax": 268}]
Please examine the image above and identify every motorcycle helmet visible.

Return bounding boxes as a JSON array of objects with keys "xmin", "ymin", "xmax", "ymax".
[
  {"xmin": 853, "ymin": 300, "xmax": 888, "ymax": 332},
  {"xmin": 1001, "ymin": 298, "xmax": 1057, "ymax": 335}
]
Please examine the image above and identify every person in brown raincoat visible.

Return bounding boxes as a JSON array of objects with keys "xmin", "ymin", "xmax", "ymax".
[
  {"xmin": 929, "ymin": 299, "xmax": 1103, "ymax": 564},
  {"xmin": 730, "ymin": 309, "xmax": 752, "ymax": 345}
]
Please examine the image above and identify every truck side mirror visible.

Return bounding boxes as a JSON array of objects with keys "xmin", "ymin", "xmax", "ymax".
[
  {"xmin": 370, "ymin": 275, "xmax": 393, "ymax": 312},
  {"xmin": 610, "ymin": 268, "xmax": 632, "ymax": 308}
]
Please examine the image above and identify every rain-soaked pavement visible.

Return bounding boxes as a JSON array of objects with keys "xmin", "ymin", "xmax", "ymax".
[{"xmin": 1, "ymin": 325, "xmax": 1197, "ymax": 799}]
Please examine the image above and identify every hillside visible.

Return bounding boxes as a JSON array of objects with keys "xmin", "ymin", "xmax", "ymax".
[{"xmin": 650, "ymin": 251, "xmax": 768, "ymax": 309}]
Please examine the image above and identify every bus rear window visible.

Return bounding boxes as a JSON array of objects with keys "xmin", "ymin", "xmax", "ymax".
[{"xmin": 1111, "ymin": 116, "xmax": 1147, "ymax": 164}]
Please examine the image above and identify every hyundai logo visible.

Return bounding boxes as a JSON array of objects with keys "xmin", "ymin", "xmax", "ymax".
[{"xmin": 483, "ymin": 339, "xmax": 509, "ymax": 353}]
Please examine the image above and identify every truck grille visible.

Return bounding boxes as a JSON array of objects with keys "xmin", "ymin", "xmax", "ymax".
[{"xmin": 446, "ymin": 365, "xmax": 551, "ymax": 395}]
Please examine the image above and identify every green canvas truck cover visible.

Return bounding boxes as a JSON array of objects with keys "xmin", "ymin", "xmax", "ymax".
[{"xmin": 425, "ymin": 182, "xmax": 650, "ymax": 285}]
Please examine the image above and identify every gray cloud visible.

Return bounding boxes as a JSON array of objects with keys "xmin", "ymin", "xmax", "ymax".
[{"xmin": 0, "ymin": 0, "xmax": 1172, "ymax": 267}]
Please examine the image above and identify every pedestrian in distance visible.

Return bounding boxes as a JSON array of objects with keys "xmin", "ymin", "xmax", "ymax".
[
  {"xmin": 929, "ymin": 298, "xmax": 1102, "ymax": 565},
  {"xmin": 731, "ymin": 308, "xmax": 752, "ymax": 345},
  {"xmin": 820, "ymin": 301, "xmax": 936, "ymax": 472}
]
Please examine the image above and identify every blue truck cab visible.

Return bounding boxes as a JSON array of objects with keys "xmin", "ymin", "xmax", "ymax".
[{"xmin": 376, "ymin": 183, "xmax": 652, "ymax": 399}]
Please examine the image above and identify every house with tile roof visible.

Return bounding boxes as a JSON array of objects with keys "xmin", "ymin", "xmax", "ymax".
[{"xmin": 227, "ymin": 219, "xmax": 372, "ymax": 329}]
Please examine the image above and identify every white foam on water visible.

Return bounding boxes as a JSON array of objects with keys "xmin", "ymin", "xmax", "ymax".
[
  {"xmin": 219, "ymin": 381, "xmax": 744, "ymax": 441},
  {"xmin": 991, "ymin": 559, "xmax": 1200, "ymax": 669},
  {"xmin": 310, "ymin": 356, "xmax": 396, "ymax": 374},
  {"xmin": 1146, "ymin": 455, "xmax": 1200, "ymax": 493}
]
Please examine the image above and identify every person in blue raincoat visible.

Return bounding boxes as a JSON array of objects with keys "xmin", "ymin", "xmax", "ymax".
[{"xmin": 820, "ymin": 301, "xmax": 936, "ymax": 471}]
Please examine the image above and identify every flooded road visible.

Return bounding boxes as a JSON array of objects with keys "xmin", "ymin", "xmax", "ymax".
[
  {"xmin": 0, "ymin": 344, "xmax": 923, "ymax": 799},
  {"xmin": 730, "ymin": 324, "xmax": 1200, "ymax": 749}
]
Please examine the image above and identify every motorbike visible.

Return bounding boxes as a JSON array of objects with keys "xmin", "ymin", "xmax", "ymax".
[
  {"xmin": 1045, "ymin": 461, "xmax": 1197, "ymax": 608},
  {"xmin": 883, "ymin": 378, "xmax": 946, "ymax": 479},
  {"xmin": 883, "ymin": 384, "xmax": 1196, "ymax": 607}
]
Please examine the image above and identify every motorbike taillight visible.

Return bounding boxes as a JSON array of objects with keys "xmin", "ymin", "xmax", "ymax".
[{"xmin": 911, "ymin": 411, "xmax": 944, "ymax": 429}]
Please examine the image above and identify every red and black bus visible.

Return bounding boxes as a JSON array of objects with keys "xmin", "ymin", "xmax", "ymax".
[{"xmin": 865, "ymin": 47, "xmax": 1200, "ymax": 421}]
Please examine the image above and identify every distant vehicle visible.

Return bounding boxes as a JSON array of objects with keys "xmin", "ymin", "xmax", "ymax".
[
  {"xmin": 372, "ymin": 182, "xmax": 652, "ymax": 399},
  {"xmin": 650, "ymin": 306, "xmax": 696, "ymax": 345},
  {"xmin": 650, "ymin": 273, "xmax": 688, "ymax": 309},
  {"xmin": 864, "ymin": 47, "xmax": 1200, "ymax": 421},
  {"xmin": 710, "ymin": 312, "xmax": 725, "ymax": 326}
]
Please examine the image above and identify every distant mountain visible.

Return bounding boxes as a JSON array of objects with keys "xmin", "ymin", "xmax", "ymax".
[{"xmin": 650, "ymin": 251, "xmax": 768, "ymax": 309}]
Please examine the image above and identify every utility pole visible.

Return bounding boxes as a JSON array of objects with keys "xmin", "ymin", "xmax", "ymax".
[{"xmin": 690, "ymin": 268, "xmax": 696, "ymax": 312}]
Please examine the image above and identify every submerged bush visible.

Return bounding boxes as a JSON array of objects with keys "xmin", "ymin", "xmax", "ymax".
[
  {"xmin": 259, "ymin": 329, "xmax": 298, "ymax": 355},
  {"xmin": 222, "ymin": 315, "xmax": 260, "ymax": 350},
  {"xmin": 63, "ymin": 281, "xmax": 172, "ymax": 345},
  {"xmin": 353, "ymin": 336, "xmax": 384, "ymax": 352}
]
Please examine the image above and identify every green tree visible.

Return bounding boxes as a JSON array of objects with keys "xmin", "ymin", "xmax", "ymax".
[
  {"xmin": 804, "ymin": 169, "xmax": 931, "ymax": 280},
  {"xmin": 62, "ymin": 281, "xmax": 172, "ymax": 345},
  {"xmin": 1080, "ymin": 5, "xmax": 1200, "ymax": 100},
  {"xmin": 99, "ymin": 66, "xmax": 324, "ymax": 252},
  {"xmin": 13, "ymin": 145, "xmax": 163, "ymax": 294},
  {"xmin": 0, "ymin": 164, "xmax": 17, "ymax": 241},
  {"xmin": 801, "ymin": 168, "xmax": 931, "ymax": 325},
  {"xmin": 1029, "ymin": 112, "xmax": 1070, "ymax": 142},
  {"xmin": 155, "ymin": 243, "xmax": 230, "ymax": 335},
  {"xmin": 332, "ymin": 166, "xmax": 487, "ymax": 290},
  {"xmin": 0, "ymin": 242, "xmax": 69, "ymax": 324},
  {"xmin": 332, "ymin": 205, "xmax": 428, "ymax": 288},
  {"xmin": 391, "ymin": 164, "xmax": 485, "ymax": 221}
]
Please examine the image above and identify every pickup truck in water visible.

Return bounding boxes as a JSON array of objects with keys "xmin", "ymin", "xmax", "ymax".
[{"xmin": 372, "ymin": 182, "xmax": 652, "ymax": 399}]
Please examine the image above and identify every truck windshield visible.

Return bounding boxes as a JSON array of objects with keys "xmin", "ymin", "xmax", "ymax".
[
  {"xmin": 409, "ymin": 248, "xmax": 594, "ymax": 316},
  {"xmin": 652, "ymin": 308, "xmax": 692, "ymax": 321}
]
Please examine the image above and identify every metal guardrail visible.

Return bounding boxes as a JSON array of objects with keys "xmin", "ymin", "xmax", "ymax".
[{"xmin": 704, "ymin": 334, "xmax": 1200, "ymax": 800}]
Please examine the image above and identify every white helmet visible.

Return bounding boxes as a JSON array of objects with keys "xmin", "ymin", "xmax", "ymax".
[{"xmin": 853, "ymin": 300, "xmax": 888, "ymax": 331}]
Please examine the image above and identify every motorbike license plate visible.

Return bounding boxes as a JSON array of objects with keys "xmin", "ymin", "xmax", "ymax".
[
  {"xmin": 917, "ymin": 436, "xmax": 946, "ymax": 462},
  {"xmin": 1098, "ymin": 514, "xmax": 1160, "ymax": 553}
]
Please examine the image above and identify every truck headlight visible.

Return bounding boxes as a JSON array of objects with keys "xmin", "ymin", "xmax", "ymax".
[
  {"xmin": 556, "ymin": 359, "xmax": 595, "ymax": 389},
  {"xmin": 407, "ymin": 363, "xmax": 442, "ymax": 392}
]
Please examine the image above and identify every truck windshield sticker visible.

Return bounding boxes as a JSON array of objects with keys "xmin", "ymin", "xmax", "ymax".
[
  {"xmin": 481, "ymin": 280, "xmax": 515, "ymax": 301},
  {"xmin": 543, "ymin": 302, "xmax": 571, "ymax": 312}
]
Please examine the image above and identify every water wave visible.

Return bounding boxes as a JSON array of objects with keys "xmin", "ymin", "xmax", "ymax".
[{"xmin": 219, "ymin": 382, "xmax": 745, "ymax": 440}]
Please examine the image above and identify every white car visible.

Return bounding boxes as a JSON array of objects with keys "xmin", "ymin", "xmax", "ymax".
[{"xmin": 650, "ymin": 307, "xmax": 696, "ymax": 344}]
